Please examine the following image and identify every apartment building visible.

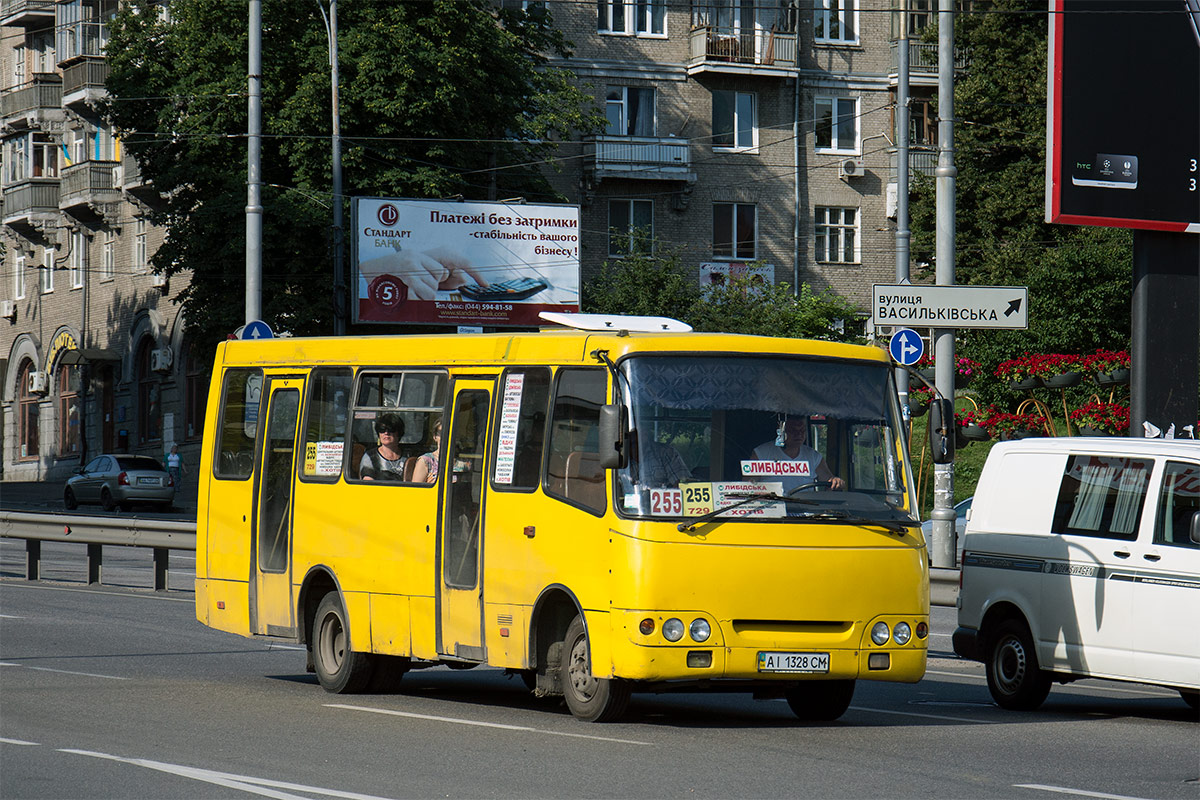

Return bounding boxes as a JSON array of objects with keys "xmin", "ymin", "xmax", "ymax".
[
  {"xmin": 531, "ymin": 0, "xmax": 946, "ymax": 302},
  {"xmin": 0, "ymin": 0, "xmax": 197, "ymax": 485}
]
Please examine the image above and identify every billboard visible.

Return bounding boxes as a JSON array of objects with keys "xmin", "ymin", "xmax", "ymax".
[
  {"xmin": 352, "ymin": 198, "xmax": 581, "ymax": 326},
  {"xmin": 1046, "ymin": 0, "xmax": 1200, "ymax": 232}
]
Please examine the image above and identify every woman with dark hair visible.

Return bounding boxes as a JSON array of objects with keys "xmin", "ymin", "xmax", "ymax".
[{"xmin": 360, "ymin": 413, "xmax": 405, "ymax": 481}]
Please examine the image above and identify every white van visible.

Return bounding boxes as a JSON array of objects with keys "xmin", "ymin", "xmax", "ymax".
[{"xmin": 953, "ymin": 437, "xmax": 1200, "ymax": 711}]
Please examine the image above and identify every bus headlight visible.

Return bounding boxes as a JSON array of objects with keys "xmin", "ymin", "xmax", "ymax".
[
  {"xmin": 663, "ymin": 618, "xmax": 685, "ymax": 642},
  {"xmin": 893, "ymin": 622, "xmax": 912, "ymax": 645},
  {"xmin": 871, "ymin": 621, "xmax": 890, "ymax": 646},
  {"xmin": 689, "ymin": 618, "xmax": 711, "ymax": 643}
]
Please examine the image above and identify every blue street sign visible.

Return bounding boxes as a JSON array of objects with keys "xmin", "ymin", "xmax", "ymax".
[
  {"xmin": 889, "ymin": 327, "xmax": 924, "ymax": 366},
  {"xmin": 241, "ymin": 320, "xmax": 274, "ymax": 341}
]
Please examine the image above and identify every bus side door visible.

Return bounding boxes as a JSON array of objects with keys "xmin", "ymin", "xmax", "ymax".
[
  {"xmin": 437, "ymin": 379, "xmax": 493, "ymax": 662},
  {"xmin": 251, "ymin": 376, "xmax": 304, "ymax": 637}
]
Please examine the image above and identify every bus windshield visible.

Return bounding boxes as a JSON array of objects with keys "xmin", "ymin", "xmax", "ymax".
[{"xmin": 616, "ymin": 355, "xmax": 915, "ymax": 525}]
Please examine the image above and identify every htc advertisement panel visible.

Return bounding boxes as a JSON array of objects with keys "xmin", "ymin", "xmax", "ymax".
[
  {"xmin": 352, "ymin": 198, "xmax": 581, "ymax": 326},
  {"xmin": 1047, "ymin": 0, "xmax": 1200, "ymax": 232}
]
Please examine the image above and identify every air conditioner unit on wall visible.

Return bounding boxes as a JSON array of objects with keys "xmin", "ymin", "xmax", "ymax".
[
  {"xmin": 839, "ymin": 159, "xmax": 866, "ymax": 179},
  {"xmin": 1, "ymin": 299, "xmax": 15, "ymax": 319},
  {"xmin": 28, "ymin": 370, "xmax": 48, "ymax": 394},
  {"xmin": 150, "ymin": 274, "xmax": 168, "ymax": 289},
  {"xmin": 151, "ymin": 347, "xmax": 173, "ymax": 373}
]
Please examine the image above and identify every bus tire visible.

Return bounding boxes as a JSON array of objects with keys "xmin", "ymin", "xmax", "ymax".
[
  {"xmin": 985, "ymin": 618, "xmax": 1051, "ymax": 710},
  {"xmin": 785, "ymin": 680, "xmax": 855, "ymax": 721},
  {"xmin": 313, "ymin": 592, "xmax": 374, "ymax": 694},
  {"xmin": 561, "ymin": 615, "xmax": 630, "ymax": 722}
]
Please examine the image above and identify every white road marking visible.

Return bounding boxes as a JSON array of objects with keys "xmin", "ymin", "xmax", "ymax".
[
  {"xmin": 849, "ymin": 705, "xmax": 991, "ymax": 724},
  {"xmin": 0, "ymin": 737, "xmax": 40, "ymax": 746},
  {"xmin": 60, "ymin": 749, "xmax": 399, "ymax": 800},
  {"xmin": 327, "ymin": 703, "xmax": 654, "ymax": 745},
  {"xmin": 0, "ymin": 662, "xmax": 127, "ymax": 680},
  {"xmin": 1015, "ymin": 783, "xmax": 1157, "ymax": 800},
  {"xmin": 0, "ymin": 613, "xmax": 25, "ymax": 619}
]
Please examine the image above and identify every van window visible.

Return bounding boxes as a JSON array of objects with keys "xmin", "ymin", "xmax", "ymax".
[
  {"xmin": 492, "ymin": 368, "xmax": 550, "ymax": 491},
  {"xmin": 349, "ymin": 370, "xmax": 446, "ymax": 483},
  {"xmin": 1052, "ymin": 455, "xmax": 1153, "ymax": 540},
  {"xmin": 545, "ymin": 368, "xmax": 606, "ymax": 513},
  {"xmin": 215, "ymin": 368, "xmax": 262, "ymax": 480},
  {"xmin": 301, "ymin": 368, "xmax": 351, "ymax": 481},
  {"xmin": 1155, "ymin": 461, "xmax": 1200, "ymax": 548}
]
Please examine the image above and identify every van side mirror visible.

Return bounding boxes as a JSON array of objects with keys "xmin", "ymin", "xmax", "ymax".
[
  {"xmin": 928, "ymin": 398, "xmax": 956, "ymax": 465},
  {"xmin": 597, "ymin": 404, "xmax": 626, "ymax": 469}
]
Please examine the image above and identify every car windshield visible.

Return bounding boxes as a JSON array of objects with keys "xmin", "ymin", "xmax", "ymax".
[
  {"xmin": 615, "ymin": 355, "xmax": 915, "ymax": 525},
  {"xmin": 117, "ymin": 456, "xmax": 164, "ymax": 472}
]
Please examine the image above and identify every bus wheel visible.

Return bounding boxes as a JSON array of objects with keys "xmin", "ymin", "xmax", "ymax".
[
  {"xmin": 561, "ymin": 615, "xmax": 630, "ymax": 722},
  {"xmin": 785, "ymin": 680, "xmax": 855, "ymax": 721},
  {"xmin": 313, "ymin": 592, "xmax": 374, "ymax": 694},
  {"xmin": 985, "ymin": 618, "xmax": 1051, "ymax": 710}
]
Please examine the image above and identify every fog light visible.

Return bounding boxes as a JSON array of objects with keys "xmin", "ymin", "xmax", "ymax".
[
  {"xmin": 639, "ymin": 618, "xmax": 655, "ymax": 635},
  {"xmin": 893, "ymin": 622, "xmax": 912, "ymax": 645},
  {"xmin": 689, "ymin": 618, "xmax": 711, "ymax": 643},
  {"xmin": 871, "ymin": 621, "xmax": 890, "ymax": 646},
  {"xmin": 868, "ymin": 652, "xmax": 890, "ymax": 670},
  {"xmin": 915, "ymin": 621, "xmax": 928, "ymax": 639},
  {"xmin": 686, "ymin": 650, "xmax": 712, "ymax": 668},
  {"xmin": 663, "ymin": 618, "xmax": 684, "ymax": 642}
]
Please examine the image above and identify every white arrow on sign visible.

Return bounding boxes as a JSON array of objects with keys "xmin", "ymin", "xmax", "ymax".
[{"xmin": 872, "ymin": 284, "xmax": 1029, "ymax": 330}]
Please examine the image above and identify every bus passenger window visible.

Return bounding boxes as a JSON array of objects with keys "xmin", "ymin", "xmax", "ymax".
[
  {"xmin": 349, "ymin": 370, "xmax": 447, "ymax": 483},
  {"xmin": 545, "ymin": 368, "xmax": 606, "ymax": 513},
  {"xmin": 492, "ymin": 368, "xmax": 550, "ymax": 491},
  {"xmin": 301, "ymin": 368, "xmax": 351, "ymax": 481},
  {"xmin": 215, "ymin": 368, "xmax": 262, "ymax": 480}
]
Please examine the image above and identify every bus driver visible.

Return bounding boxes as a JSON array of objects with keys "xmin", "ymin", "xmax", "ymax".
[{"xmin": 751, "ymin": 414, "xmax": 845, "ymax": 493}]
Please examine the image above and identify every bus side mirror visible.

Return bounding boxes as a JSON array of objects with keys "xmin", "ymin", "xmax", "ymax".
[
  {"xmin": 928, "ymin": 398, "xmax": 956, "ymax": 465},
  {"xmin": 598, "ymin": 404, "xmax": 626, "ymax": 469}
]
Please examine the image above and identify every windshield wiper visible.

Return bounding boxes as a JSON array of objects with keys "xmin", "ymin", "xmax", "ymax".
[
  {"xmin": 676, "ymin": 481, "xmax": 828, "ymax": 533},
  {"xmin": 790, "ymin": 510, "xmax": 916, "ymax": 534}
]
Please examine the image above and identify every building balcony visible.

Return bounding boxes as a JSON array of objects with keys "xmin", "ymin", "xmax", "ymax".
[
  {"xmin": 59, "ymin": 161, "xmax": 121, "ymax": 220},
  {"xmin": 890, "ymin": 146, "xmax": 938, "ymax": 180},
  {"xmin": 0, "ymin": 0, "xmax": 56, "ymax": 28},
  {"xmin": 889, "ymin": 41, "xmax": 969, "ymax": 82},
  {"xmin": 118, "ymin": 150, "xmax": 159, "ymax": 202},
  {"xmin": 583, "ymin": 136, "xmax": 696, "ymax": 182},
  {"xmin": 1, "ymin": 74, "xmax": 64, "ymax": 131},
  {"xmin": 62, "ymin": 57, "xmax": 110, "ymax": 110},
  {"xmin": 688, "ymin": 26, "xmax": 797, "ymax": 76},
  {"xmin": 3, "ymin": 178, "xmax": 60, "ymax": 230}
]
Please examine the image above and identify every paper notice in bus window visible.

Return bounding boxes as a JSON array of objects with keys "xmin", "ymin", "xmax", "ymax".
[
  {"xmin": 648, "ymin": 488, "xmax": 682, "ymax": 516},
  {"xmin": 493, "ymin": 373, "xmax": 524, "ymax": 484},
  {"xmin": 304, "ymin": 441, "xmax": 344, "ymax": 477},
  {"xmin": 713, "ymin": 481, "xmax": 785, "ymax": 518},
  {"xmin": 679, "ymin": 483, "xmax": 713, "ymax": 516}
]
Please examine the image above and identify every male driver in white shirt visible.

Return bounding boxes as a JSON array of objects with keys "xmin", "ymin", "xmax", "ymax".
[{"xmin": 751, "ymin": 415, "xmax": 845, "ymax": 494}]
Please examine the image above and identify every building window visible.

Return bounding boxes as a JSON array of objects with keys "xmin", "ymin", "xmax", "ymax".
[
  {"xmin": 713, "ymin": 203, "xmax": 756, "ymax": 260},
  {"xmin": 32, "ymin": 133, "xmax": 58, "ymax": 178},
  {"xmin": 14, "ymin": 254, "xmax": 26, "ymax": 300},
  {"xmin": 815, "ymin": 206, "xmax": 859, "ymax": 263},
  {"xmin": 12, "ymin": 43, "xmax": 25, "ymax": 86},
  {"xmin": 605, "ymin": 87, "xmax": 655, "ymax": 137},
  {"xmin": 135, "ymin": 218, "xmax": 148, "ymax": 271},
  {"xmin": 891, "ymin": 0, "xmax": 933, "ymax": 39},
  {"xmin": 18, "ymin": 359, "xmax": 40, "ymax": 460},
  {"xmin": 70, "ymin": 231, "xmax": 85, "ymax": 289},
  {"xmin": 815, "ymin": 0, "xmax": 857, "ymax": 43},
  {"xmin": 713, "ymin": 91, "xmax": 756, "ymax": 150},
  {"xmin": 58, "ymin": 0, "xmax": 116, "ymax": 62},
  {"xmin": 58, "ymin": 365, "xmax": 82, "ymax": 458},
  {"xmin": 6, "ymin": 136, "xmax": 27, "ymax": 182},
  {"xmin": 136, "ymin": 338, "xmax": 161, "ymax": 445},
  {"xmin": 608, "ymin": 199, "xmax": 654, "ymax": 256},
  {"xmin": 185, "ymin": 346, "xmax": 209, "ymax": 440},
  {"xmin": 40, "ymin": 249, "xmax": 53, "ymax": 294},
  {"xmin": 598, "ymin": 0, "xmax": 665, "ymax": 35},
  {"xmin": 815, "ymin": 96, "xmax": 858, "ymax": 152},
  {"xmin": 32, "ymin": 30, "xmax": 55, "ymax": 73},
  {"xmin": 102, "ymin": 232, "xmax": 114, "ymax": 280}
]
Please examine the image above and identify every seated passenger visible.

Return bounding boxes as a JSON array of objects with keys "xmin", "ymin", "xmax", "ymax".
[
  {"xmin": 411, "ymin": 418, "xmax": 442, "ymax": 484},
  {"xmin": 752, "ymin": 414, "xmax": 845, "ymax": 493},
  {"xmin": 360, "ymin": 413, "xmax": 406, "ymax": 481},
  {"xmin": 634, "ymin": 438, "xmax": 693, "ymax": 488}
]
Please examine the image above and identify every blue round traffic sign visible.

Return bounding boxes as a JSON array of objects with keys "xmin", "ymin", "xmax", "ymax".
[
  {"xmin": 889, "ymin": 328, "xmax": 924, "ymax": 366},
  {"xmin": 241, "ymin": 320, "xmax": 274, "ymax": 341}
]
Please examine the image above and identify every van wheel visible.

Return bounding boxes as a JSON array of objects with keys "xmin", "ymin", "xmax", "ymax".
[
  {"xmin": 561, "ymin": 615, "xmax": 630, "ymax": 722},
  {"xmin": 1180, "ymin": 690, "xmax": 1199, "ymax": 712},
  {"xmin": 64, "ymin": 487, "xmax": 78, "ymax": 510},
  {"xmin": 986, "ymin": 618, "xmax": 1052, "ymax": 710},
  {"xmin": 785, "ymin": 680, "xmax": 855, "ymax": 721},
  {"xmin": 313, "ymin": 592, "xmax": 374, "ymax": 694},
  {"xmin": 100, "ymin": 488, "xmax": 116, "ymax": 512}
]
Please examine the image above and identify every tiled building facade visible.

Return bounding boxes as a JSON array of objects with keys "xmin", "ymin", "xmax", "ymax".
[{"xmin": 0, "ymin": 0, "xmax": 200, "ymax": 485}]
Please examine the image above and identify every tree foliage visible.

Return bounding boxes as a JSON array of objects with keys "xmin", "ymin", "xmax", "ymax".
[
  {"xmin": 909, "ymin": 0, "xmax": 1132, "ymax": 408},
  {"xmin": 103, "ymin": 0, "xmax": 604, "ymax": 350},
  {"xmin": 582, "ymin": 248, "xmax": 863, "ymax": 340}
]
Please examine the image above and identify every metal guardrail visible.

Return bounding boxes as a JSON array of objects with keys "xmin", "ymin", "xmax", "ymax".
[{"xmin": 0, "ymin": 511, "xmax": 196, "ymax": 591}]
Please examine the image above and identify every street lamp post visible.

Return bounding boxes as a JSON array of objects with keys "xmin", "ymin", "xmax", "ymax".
[{"xmin": 318, "ymin": 0, "xmax": 346, "ymax": 336}]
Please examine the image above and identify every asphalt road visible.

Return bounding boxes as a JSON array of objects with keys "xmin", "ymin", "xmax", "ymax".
[{"xmin": 1, "ymin": 543, "xmax": 1197, "ymax": 800}]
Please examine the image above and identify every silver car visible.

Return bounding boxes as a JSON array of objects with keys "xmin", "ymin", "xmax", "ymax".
[
  {"xmin": 921, "ymin": 496, "xmax": 972, "ymax": 565},
  {"xmin": 64, "ymin": 454, "xmax": 176, "ymax": 512}
]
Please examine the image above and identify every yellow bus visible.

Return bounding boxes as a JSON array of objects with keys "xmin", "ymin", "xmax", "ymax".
[{"xmin": 195, "ymin": 314, "xmax": 927, "ymax": 722}]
